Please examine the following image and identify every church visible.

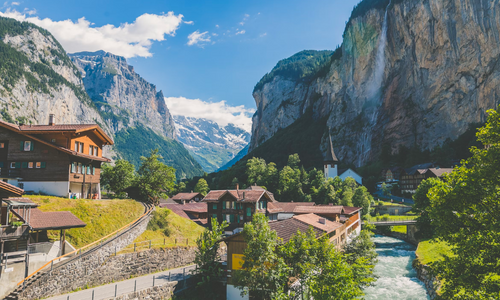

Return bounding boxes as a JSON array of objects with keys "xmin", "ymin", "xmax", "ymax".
[{"xmin": 323, "ymin": 136, "xmax": 363, "ymax": 185}]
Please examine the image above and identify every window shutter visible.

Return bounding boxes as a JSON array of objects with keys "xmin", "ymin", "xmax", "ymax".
[
  {"xmin": 0, "ymin": 162, "xmax": 3, "ymax": 168},
  {"xmin": 92, "ymin": 166, "xmax": 96, "ymax": 175},
  {"xmin": 30, "ymin": 141, "xmax": 34, "ymax": 151},
  {"xmin": 71, "ymin": 162, "xmax": 75, "ymax": 173},
  {"xmin": 41, "ymin": 162, "xmax": 46, "ymax": 168},
  {"xmin": 15, "ymin": 162, "xmax": 21, "ymax": 168},
  {"xmin": 20, "ymin": 141, "xmax": 24, "ymax": 151},
  {"xmin": 246, "ymin": 207, "xmax": 251, "ymax": 217},
  {"xmin": 222, "ymin": 201, "xmax": 226, "ymax": 209},
  {"xmin": 21, "ymin": 162, "xmax": 27, "ymax": 168}
]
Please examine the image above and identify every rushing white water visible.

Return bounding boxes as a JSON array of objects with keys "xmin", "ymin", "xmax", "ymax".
[
  {"xmin": 363, "ymin": 235, "xmax": 429, "ymax": 300},
  {"xmin": 367, "ymin": 0, "xmax": 391, "ymax": 99}
]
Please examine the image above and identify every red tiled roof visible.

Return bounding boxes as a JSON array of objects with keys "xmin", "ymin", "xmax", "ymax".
[
  {"xmin": 163, "ymin": 202, "xmax": 207, "ymax": 220},
  {"xmin": 19, "ymin": 124, "xmax": 96, "ymax": 131},
  {"xmin": 203, "ymin": 190, "xmax": 274, "ymax": 203},
  {"xmin": 293, "ymin": 205, "xmax": 344, "ymax": 214},
  {"xmin": 269, "ymin": 218, "xmax": 324, "ymax": 243},
  {"xmin": 267, "ymin": 202, "xmax": 315, "ymax": 213},
  {"xmin": 171, "ymin": 193, "xmax": 201, "ymax": 200},
  {"xmin": 292, "ymin": 213, "xmax": 343, "ymax": 233}
]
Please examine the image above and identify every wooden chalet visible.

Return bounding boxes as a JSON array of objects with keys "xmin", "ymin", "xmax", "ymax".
[
  {"xmin": 400, "ymin": 164, "xmax": 453, "ymax": 193},
  {"xmin": 170, "ymin": 192, "xmax": 203, "ymax": 204},
  {"xmin": 0, "ymin": 115, "xmax": 113, "ymax": 198}
]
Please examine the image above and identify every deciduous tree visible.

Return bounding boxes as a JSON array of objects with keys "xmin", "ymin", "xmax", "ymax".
[
  {"xmin": 100, "ymin": 159, "xmax": 135, "ymax": 198},
  {"xmin": 137, "ymin": 149, "xmax": 176, "ymax": 205},
  {"xmin": 194, "ymin": 178, "xmax": 210, "ymax": 196}
]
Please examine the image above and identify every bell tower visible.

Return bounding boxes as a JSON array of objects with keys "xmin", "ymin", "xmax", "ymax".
[{"xmin": 324, "ymin": 134, "xmax": 338, "ymax": 179}]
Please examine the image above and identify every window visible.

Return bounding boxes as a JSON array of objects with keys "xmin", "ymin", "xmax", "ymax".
[
  {"xmin": 21, "ymin": 141, "xmax": 33, "ymax": 151},
  {"xmin": 77, "ymin": 163, "xmax": 82, "ymax": 173},
  {"xmin": 51, "ymin": 139, "xmax": 56, "ymax": 143},
  {"xmin": 246, "ymin": 207, "xmax": 251, "ymax": 217},
  {"xmin": 35, "ymin": 162, "xmax": 41, "ymax": 168},
  {"xmin": 226, "ymin": 201, "xmax": 230, "ymax": 209},
  {"xmin": 10, "ymin": 162, "xmax": 15, "ymax": 168},
  {"xmin": 89, "ymin": 145, "xmax": 93, "ymax": 156},
  {"xmin": 95, "ymin": 147, "xmax": 99, "ymax": 156},
  {"xmin": 0, "ymin": 142, "xmax": 4, "ymax": 148},
  {"xmin": 212, "ymin": 214, "xmax": 217, "ymax": 220},
  {"xmin": 212, "ymin": 204, "xmax": 217, "ymax": 210},
  {"xmin": 79, "ymin": 143, "xmax": 84, "ymax": 153},
  {"xmin": 71, "ymin": 162, "xmax": 76, "ymax": 173}
]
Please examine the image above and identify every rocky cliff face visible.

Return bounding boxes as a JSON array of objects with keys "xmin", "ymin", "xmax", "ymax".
[
  {"xmin": 174, "ymin": 115, "xmax": 250, "ymax": 172},
  {"xmin": 250, "ymin": 0, "xmax": 500, "ymax": 167},
  {"xmin": 69, "ymin": 51, "xmax": 176, "ymax": 139}
]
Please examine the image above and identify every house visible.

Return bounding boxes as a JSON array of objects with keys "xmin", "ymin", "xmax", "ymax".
[
  {"xmin": 324, "ymin": 135, "xmax": 363, "ymax": 185},
  {"xmin": 266, "ymin": 201, "xmax": 315, "ymax": 221},
  {"xmin": 0, "ymin": 182, "xmax": 85, "ymax": 294},
  {"xmin": 203, "ymin": 185, "xmax": 276, "ymax": 235},
  {"xmin": 160, "ymin": 202, "xmax": 208, "ymax": 226},
  {"xmin": 400, "ymin": 164, "xmax": 453, "ymax": 193},
  {"xmin": 0, "ymin": 115, "xmax": 113, "ymax": 198},
  {"xmin": 170, "ymin": 192, "xmax": 203, "ymax": 204},
  {"xmin": 382, "ymin": 167, "xmax": 403, "ymax": 182},
  {"xmin": 224, "ymin": 213, "xmax": 349, "ymax": 300}
]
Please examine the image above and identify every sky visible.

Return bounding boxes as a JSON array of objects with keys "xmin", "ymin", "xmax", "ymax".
[{"xmin": 0, "ymin": 0, "xmax": 359, "ymax": 132}]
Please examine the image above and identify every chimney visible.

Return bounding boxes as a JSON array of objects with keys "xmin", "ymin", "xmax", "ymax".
[
  {"xmin": 319, "ymin": 218, "xmax": 326, "ymax": 225},
  {"xmin": 242, "ymin": 191, "xmax": 246, "ymax": 199},
  {"xmin": 236, "ymin": 183, "xmax": 239, "ymax": 191},
  {"xmin": 48, "ymin": 114, "xmax": 55, "ymax": 126}
]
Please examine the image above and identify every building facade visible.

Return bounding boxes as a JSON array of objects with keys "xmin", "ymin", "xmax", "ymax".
[
  {"xmin": 400, "ymin": 166, "xmax": 453, "ymax": 193},
  {"xmin": 0, "ymin": 117, "xmax": 113, "ymax": 198}
]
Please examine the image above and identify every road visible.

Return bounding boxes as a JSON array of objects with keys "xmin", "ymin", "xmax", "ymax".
[{"xmin": 46, "ymin": 264, "xmax": 197, "ymax": 300}]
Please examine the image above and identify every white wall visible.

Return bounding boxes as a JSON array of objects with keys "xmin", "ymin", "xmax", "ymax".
[
  {"xmin": 324, "ymin": 163, "xmax": 338, "ymax": 179},
  {"xmin": 227, "ymin": 284, "xmax": 248, "ymax": 300},
  {"xmin": 21, "ymin": 181, "xmax": 69, "ymax": 197},
  {"xmin": 339, "ymin": 169, "xmax": 363, "ymax": 185}
]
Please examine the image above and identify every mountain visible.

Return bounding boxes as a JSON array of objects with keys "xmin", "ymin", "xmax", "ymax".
[
  {"xmin": 218, "ymin": 144, "xmax": 249, "ymax": 171},
  {"xmin": 173, "ymin": 115, "xmax": 250, "ymax": 173},
  {"xmin": 249, "ymin": 0, "xmax": 500, "ymax": 169},
  {"xmin": 0, "ymin": 17, "xmax": 203, "ymax": 179}
]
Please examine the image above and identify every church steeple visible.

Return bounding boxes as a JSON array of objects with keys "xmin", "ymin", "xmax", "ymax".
[{"xmin": 324, "ymin": 134, "xmax": 338, "ymax": 179}]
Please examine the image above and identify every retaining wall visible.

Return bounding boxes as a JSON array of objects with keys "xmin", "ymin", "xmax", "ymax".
[{"xmin": 413, "ymin": 259, "xmax": 439, "ymax": 300}]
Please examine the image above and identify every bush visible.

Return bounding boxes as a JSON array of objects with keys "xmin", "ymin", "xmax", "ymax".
[{"xmin": 147, "ymin": 208, "xmax": 172, "ymax": 236}]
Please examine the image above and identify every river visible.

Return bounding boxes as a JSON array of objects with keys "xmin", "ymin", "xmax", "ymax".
[{"xmin": 363, "ymin": 235, "xmax": 429, "ymax": 299}]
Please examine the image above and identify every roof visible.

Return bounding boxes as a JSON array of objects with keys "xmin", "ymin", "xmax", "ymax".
[
  {"xmin": 0, "ymin": 120, "xmax": 112, "ymax": 162},
  {"xmin": 18, "ymin": 124, "xmax": 113, "ymax": 145},
  {"xmin": 0, "ymin": 181, "xmax": 24, "ymax": 197},
  {"xmin": 341, "ymin": 206, "xmax": 362, "ymax": 215},
  {"xmin": 162, "ymin": 202, "xmax": 208, "ymax": 226},
  {"xmin": 404, "ymin": 163, "xmax": 435, "ymax": 175},
  {"xmin": 10, "ymin": 202, "xmax": 86, "ymax": 230},
  {"xmin": 293, "ymin": 213, "xmax": 344, "ymax": 233},
  {"xmin": 324, "ymin": 134, "xmax": 339, "ymax": 163},
  {"xmin": 267, "ymin": 202, "xmax": 315, "ymax": 213},
  {"xmin": 293, "ymin": 205, "xmax": 344, "ymax": 214},
  {"xmin": 427, "ymin": 168, "xmax": 453, "ymax": 177},
  {"xmin": 202, "ymin": 190, "xmax": 275, "ymax": 203},
  {"xmin": 171, "ymin": 192, "xmax": 202, "ymax": 200},
  {"xmin": 269, "ymin": 217, "xmax": 324, "ymax": 243}
]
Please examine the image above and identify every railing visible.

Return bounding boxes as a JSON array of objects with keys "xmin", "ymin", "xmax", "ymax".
[
  {"xmin": 17, "ymin": 202, "xmax": 154, "ymax": 286},
  {"xmin": 118, "ymin": 237, "xmax": 191, "ymax": 254}
]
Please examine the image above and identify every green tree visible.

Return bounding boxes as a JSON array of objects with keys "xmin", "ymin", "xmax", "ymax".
[
  {"xmin": 137, "ymin": 149, "xmax": 176, "ymax": 205},
  {"xmin": 352, "ymin": 186, "xmax": 373, "ymax": 217},
  {"xmin": 341, "ymin": 188, "xmax": 354, "ymax": 206},
  {"xmin": 278, "ymin": 166, "xmax": 305, "ymax": 202},
  {"xmin": 246, "ymin": 157, "xmax": 267, "ymax": 186},
  {"xmin": 412, "ymin": 178, "xmax": 440, "ymax": 239},
  {"xmin": 428, "ymin": 106, "xmax": 500, "ymax": 299},
  {"xmin": 194, "ymin": 178, "xmax": 210, "ymax": 196},
  {"xmin": 174, "ymin": 181, "xmax": 186, "ymax": 194},
  {"xmin": 100, "ymin": 160, "xmax": 135, "ymax": 198},
  {"xmin": 232, "ymin": 213, "xmax": 289, "ymax": 299},
  {"xmin": 343, "ymin": 230, "xmax": 378, "ymax": 288},
  {"xmin": 193, "ymin": 218, "xmax": 228, "ymax": 299},
  {"xmin": 381, "ymin": 182, "xmax": 392, "ymax": 196},
  {"xmin": 287, "ymin": 153, "xmax": 301, "ymax": 169}
]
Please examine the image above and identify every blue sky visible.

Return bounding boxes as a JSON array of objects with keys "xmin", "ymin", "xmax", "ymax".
[{"xmin": 1, "ymin": 0, "xmax": 359, "ymax": 131}]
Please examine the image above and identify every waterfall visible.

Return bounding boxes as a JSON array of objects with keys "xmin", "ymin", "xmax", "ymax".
[{"xmin": 367, "ymin": 0, "xmax": 391, "ymax": 100}]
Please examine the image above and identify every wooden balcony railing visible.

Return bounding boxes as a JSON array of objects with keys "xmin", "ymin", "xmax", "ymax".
[{"xmin": 0, "ymin": 224, "xmax": 29, "ymax": 240}]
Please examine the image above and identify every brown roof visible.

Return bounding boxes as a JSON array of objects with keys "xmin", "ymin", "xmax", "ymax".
[
  {"xmin": 171, "ymin": 192, "xmax": 202, "ymax": 200},
  {"xmin": 203, "ymin": 190, "xmax": 274, "ymax": 203},
  {"xmin": 427, "ymin": 168, "xmax": 453, "ymax": 177},
  {"xmin": 0, "ymin": 181, "xmax": 24, "ymax": 197},
  {"xmin": 267, "ymin": 202, "xmax": 315, "ymax": 213},
  {"xmin": 19, "ymin": 124, "xmax": 114, "ymax": 144},
  {"xmin": 11, "ymin": 205, "xmax": 86, "ymax": 230},
  {"xmin": 0, "ymin": 120, "xmax": 112, "ymax": 162},
  {"xmin": 269, "ymin": 218, "xmax": 324, "ymax": 243},
  {"xmin": 292, "ymin": 213, "xmax": 343, "ymax": 233},
  {"xmin": 342, "ymin": 206, "xmax": 362, "ymax": 215},
  {"xmin": 293, "ymin": 205, "xmax": 344, "ymax": 214},
  {"xmin": 162, "ymin": 202, "xmax": 207, "ymax": 221}
]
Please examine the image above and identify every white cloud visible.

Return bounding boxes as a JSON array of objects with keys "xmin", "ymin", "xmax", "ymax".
[
  {"xmin": 215, "ymin": 24, "xmax": 219, "ymax": 28},
  {"xmin": 164, "ymin": 97, "xmax": 255, "ymax": 132},
  {"xmin": 187, "ymin": 30, "xmax": 211, "ymax": 47},
  {"xmin": 0, "ymin": 9, "xmax": 184, "ymax": 58},
  {"xmin": 259, "ymin": 32, "xmax": 267, "ymax": 37},
  {"xmin": 183, "ymin": 20, "xmax": 193, "ymax": 24},
  {"xmin": 244, "ymin": 14, "xmax": 250, "ymax": 18},
  {"xmin": 11, "ymin": 1, "xmax": 19, "ymax": 5},
  {"xmin": 235, "ymin": 30, "xmax": 245, "ymax": 35}
]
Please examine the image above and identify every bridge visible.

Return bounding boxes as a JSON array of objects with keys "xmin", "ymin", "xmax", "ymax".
[{"xmin": 363, "ymin": 220, "xmax": 417, "ymax": 226}]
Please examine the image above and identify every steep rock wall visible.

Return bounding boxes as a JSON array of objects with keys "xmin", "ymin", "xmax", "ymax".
[{"xmin": 251, "ymin": 0, "xmax": 500, "ymax": 167}]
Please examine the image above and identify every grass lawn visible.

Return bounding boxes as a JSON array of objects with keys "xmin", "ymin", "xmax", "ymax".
[
  {"xmin": 123, "ymin": 208, "xmax": 205, "ymax": 252},
  {"xmin": 26, "ymin": 195, "xmax": 144, "ymax": 248},
  {"xmin": 391, "ymin": 225, "xmax": 407, "ymax": 234},
  {"xmin": 416, "ymin": 238, "xmax": 454, "ymax": 265},
  {"xmin": 366, "ymin": 215, "xmax": 418, "ymax": 222},
  {"xmin": 376, "ymin": 200, "xmax": 412, "ymax": 207}
]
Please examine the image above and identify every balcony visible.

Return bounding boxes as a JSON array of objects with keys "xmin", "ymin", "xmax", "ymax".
[
  {"xmin": 0, "ymin": 224, "xmax": 29, "ymax": 240},
  {"xmin": 0, "ymin": 168, "xmax": 21, "ymax": 178}
]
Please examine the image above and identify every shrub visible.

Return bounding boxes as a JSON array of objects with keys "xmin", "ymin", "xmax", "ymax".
[{"xmin": 147, "ymin": 208, "xmax": 172, "ymax": 236}]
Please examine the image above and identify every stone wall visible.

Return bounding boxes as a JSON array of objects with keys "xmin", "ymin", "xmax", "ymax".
[
  {"xmin": 14, "ymin": 211, "xmax": 151, "ymax": 300},
  {"xmin": 104, "ymin": 281, "xmax": 177, "ymax": 300},
  {"xmin": 87, "ymin": 247, "xmax": 197, "ymax": 286},
  {"xmin": 413, "ymin": 259, "xmax": 439, "ymax": 300}
]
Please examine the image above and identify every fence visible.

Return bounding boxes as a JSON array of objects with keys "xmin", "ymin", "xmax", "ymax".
[
  {"xmin": 118, "ymin": 237, "xmax": 191, "ymax": 254},
  {"xmin": 47, "ymin": 265, "xmax": 198, "ymax": 300}
]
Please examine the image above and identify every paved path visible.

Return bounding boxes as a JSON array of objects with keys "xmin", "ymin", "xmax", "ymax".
[{"xmin": 46, "ymin": 264, "xmax": 197, "ymax": 300}]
